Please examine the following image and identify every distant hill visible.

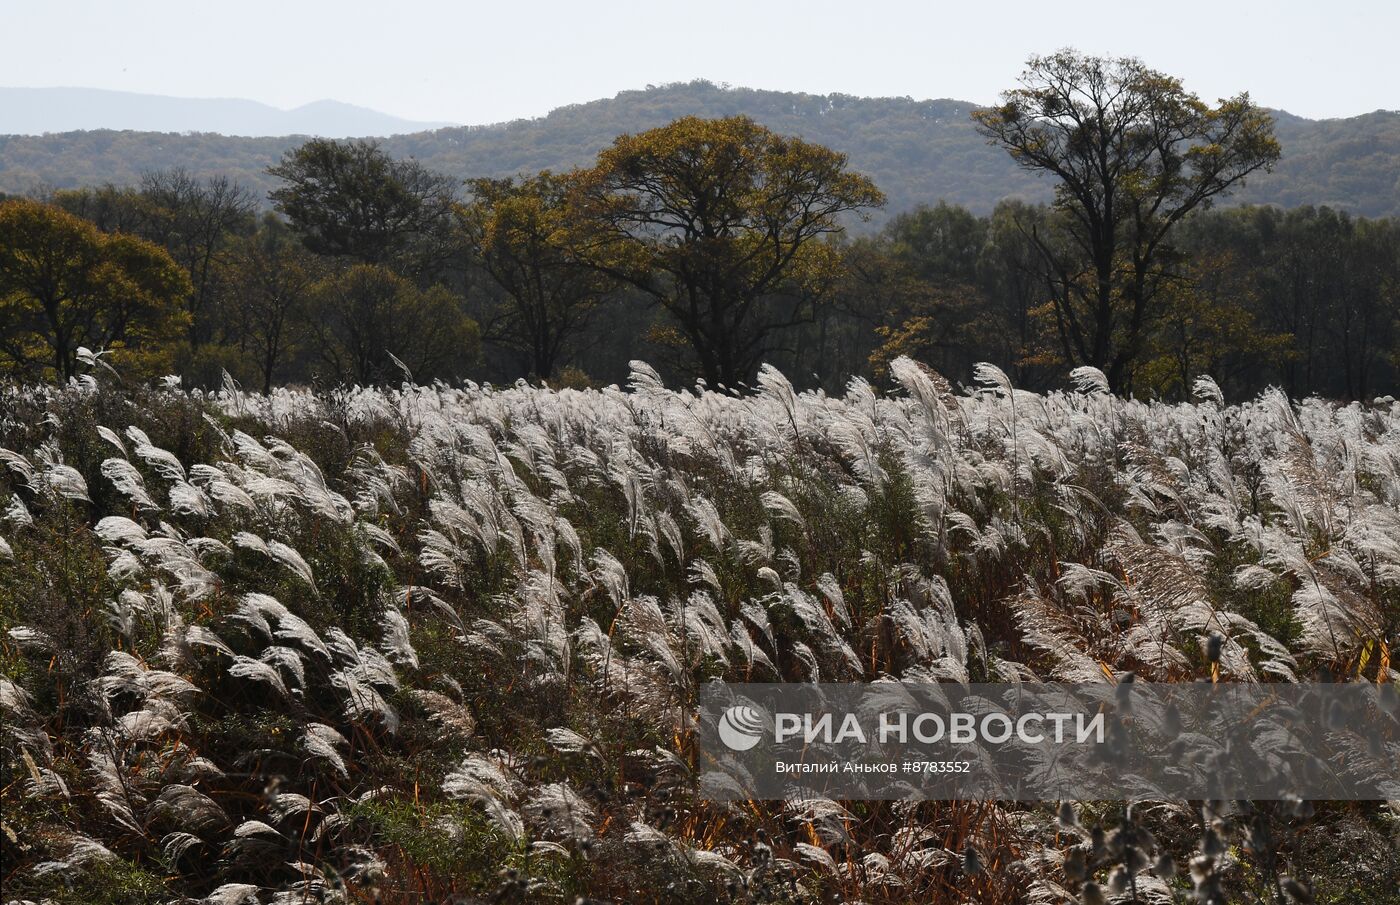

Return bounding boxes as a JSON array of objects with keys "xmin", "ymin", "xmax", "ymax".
[
  {"xmin": 0, "ymin": 87, "xmax": 454, "ymax": 138},
  {"xmin": 2, "ymin": 81, "xmax": 1398, "ymax": 222}
]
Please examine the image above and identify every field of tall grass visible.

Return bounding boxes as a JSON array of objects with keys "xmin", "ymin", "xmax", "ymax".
[{"xmin": 2, "ymin": 358, "xmax": 1397, "ymax": 904}]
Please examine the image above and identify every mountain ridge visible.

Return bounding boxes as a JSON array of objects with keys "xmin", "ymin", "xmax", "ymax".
[
  {"xmin": 0, "ymin": 87, "xmax": 454, "ymax": 138},
  {"xmin": 2, "ymin": 81, "xmax": 1397, "ymax": 221}
]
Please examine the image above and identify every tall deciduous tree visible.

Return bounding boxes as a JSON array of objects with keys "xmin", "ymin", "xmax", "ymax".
[
  {"xmin": 268, "ymin": 139, "xmax": 460, "ymax": 281},
  {"xmin": 974, "ymin": 50, "xmax": 1281, "ymax": 392},
  {"xmin": 980, "ymin": 200, "xmax": 1060, "ymax": 387},
  {"xmin": 884, "ymin": 202, "xmax": 987, "ymax": 285},
  {"xmin": 53, "ymin": 172, "xmax": 255, "ymax": 347},
  {"xmin": 139, "ymin": 168, "xmax": 256, "ymax": 346},
  {"xmin": 303, "ymin": 263, "xmax": 478, "ymax": 386},
  {"xmin": 462, "ymin": 173, "xmax": 616, "ymax": 379},
  {"xmin": 0, "ymin": 199, "xmax": 190, "ymax": 380},
  {"xmin": 1141, "ymin": 250, "xmax": 1292, "ymax": 399},
  {"xmin": 51, "ymin": 184, "xmax": 164, "ymax": 236},
  {"xmin": 228, "ymin": 214, "xmax": 323, "ymax": 394},
  {"xmin": 573, "ymin": 116, "xmax": 883, "ymax": 387}
]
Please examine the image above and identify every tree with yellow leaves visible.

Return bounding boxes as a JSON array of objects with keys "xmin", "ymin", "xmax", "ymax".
[
  {"xmin": 572, "ymin": 116, "xmax": 883, "ymax": 387},
  {"xmin": 0, "ymin": 198, "xmax": 191, "ymax": 381},
  {"xmin": 461, "ymin": 173, "xmax": 617, "ymax": 380},
  {"xmin": 1140, "ymin": 251, "xmax": 1293, "ymax": 399}
]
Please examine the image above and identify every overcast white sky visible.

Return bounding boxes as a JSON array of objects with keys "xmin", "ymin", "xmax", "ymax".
[{"xmin": 5, "ymin": 0, "xmax": 1395, "ymax": 123}]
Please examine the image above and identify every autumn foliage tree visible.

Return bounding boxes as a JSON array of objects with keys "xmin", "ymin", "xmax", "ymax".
[
  {"xmin": 303, "ymin": 263, "xmax": 478, "ymax": 385},
  {"xmin": 461, "ymin": 173, "xmax": 616, "ymax": 379},
  {"xmin": 573, "ymin": 116, "xmax": 883, "ymax": 387},
  {"xmin": 52, "ymin": 171, "xmax": 256, "ymax": 349},
  {"xmin": 974, "ymin": 50, "xmax": 1281, "ymax": 392},
  {"xmin": 1140, "ymin": 250, "xmax": 1293, "ymax": 397},
  {"xmin": 0, "ymin": 198, "xmax": 190, "ymax": 380}
]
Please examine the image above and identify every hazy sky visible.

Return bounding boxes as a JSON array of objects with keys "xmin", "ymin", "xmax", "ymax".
[{"xmin": 5, "ymin": 0, "xmax": 1395, "ymax": 123}]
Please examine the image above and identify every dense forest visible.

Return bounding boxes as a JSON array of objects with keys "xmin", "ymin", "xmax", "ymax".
[
  {"xmin": 3, "ymin": 56, "xmax": 1397, "ymax": 402},
  {"xmin": 3, "ymin": 80, "xmax": 1399, "ymax": 222},
  {"xmin": 4, "ymin": 160, "xmax": 1397, "ymax": 400}
]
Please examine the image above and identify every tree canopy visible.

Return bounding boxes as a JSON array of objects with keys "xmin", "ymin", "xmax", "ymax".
[
  {"xmin": 0, "ymin": 198, "xmax": 191, "ymax": 380},
  {"xmin": 461, "ymin": 173, "xmax": 617, "ymax": 379},
  {"xmin": 302, "ymin": 263, "xmax": 479, "ymax": 385},
  {"xmin": 572, "ymin": 115, "xmax": 883, "ymax": 386},
  {"xmin": 268, "ymin": 139, "xmax": 461, "ymax": 279},
  {"xmin": 974, "ymin": 50, "xmax": 1281, "ymax": 391},
  {"xmin": 3, "ymin": 102, "xmax": 1394, "ymax": 401}
]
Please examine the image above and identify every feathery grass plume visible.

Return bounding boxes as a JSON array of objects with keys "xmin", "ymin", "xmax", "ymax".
[
  {"xmin": 201, "ymin": 883, "xmax": 261, "ymax": 905},
  {"xmin": 20, "ymin": 757, "xmax": 71, "ymax": 801},
  {"xmin": 29, "ymin": 834, "xmax": 119, "ymax": 880},
  {"xmin": 409, "ymin": 689, "xmax": 476, "ymax": 738},
  {"xmin": 43, "ymin": 460, "xmax": 92, "ymax": 502},
  {"xmin": 100, "ymin": 457, "xmax": 159, "ymax": 510},
  {"xmin": 686, "ymin": 557, "xmax": 722, "ymax": 596},
  {"xmin": 626, "ymin": 359, "xmax": 666, "ymax": 395},
  {"xmin": 443, "ymin": 752, "xmax": 525, "ymax": 841},
  {"xmin": 190, "ymin": 464, "xmax": 256, "ymax": 512},
  {"xmin": 829, "ymin": 415, "xmax": 887, "ymax": 488},
  {"xmin": 973, "ymin": 361, "xmax": 1015, "ymax": 397},
  {"xmin": 443, "ymin": 751, "xmax": 517, "ymax": 803},
  {"xmin": 6, "ymin": 358, "xmax": 1393, "ymax": 901},
  {"xmin": 815, "ymin": 572, "xmax": 851, "ymax": 629},
  {"xmin": 4, "ymin": 491, "xmax": 34, "ymax": 529},
  {"xmin": 379, "ymin": 607, "xmax": 419, "ymax": 669},
  {"xmin": 147, "ymin": 783, "xmax": 230, "ymax": 836},
  {"xmin": 544, "ymin": 726, "xmax": 597, "ymax": 756},
  {"xmin": 229, "ymin": 655, "xmax": 291, "ymax": 697},
  {"xmin": 0, "ymin": 676, "xmax": 36, "ymax": 727},
  {"xmin": 1010, "ymin": 586, "xmax": 1113, "ymax": 683},
  {"xmin": 759, "ymin": 489, "xmax": 806, "ymax": 529},
  {"xmin": 590, "ymin": 547, "xmax": 630, "ymax": 610},
  {"xmin": 8, "ymin": 625, "xmax": 57, "ymax": 654},
  {"xmin": 94, "ymin": 515, "xmax": 149, "ymax": 548},
  {"xmin": 1260, "ymin": 527, "xmax": 1383, "ymax": 659},
  {"xmin": 160, "ymin": 830, "xmax": 204, "ymax": 865},
  {"xmin": 167, "ymin": 479, "xmax": 211, "ymax": 517},
  {"xmin": 1069, "ymin": 366, "xmax": 1111, "ymax": 396},
  {"xmin": 274, "ymin": 611, "xmax": 330, "ymax": 660},
  {"xmin": 223, "ymin": 818, "xmax": 286, "ymax": 863},
  {"xmin": 258, "ymin": 645, "xmax": 308, "ymax": 688},
  {"xmin": 890, "ymin": 356, "xmax": 958, "ymax": 430},
  {"xmin": 115, "ymin": 703, "xmax": 183, "ymax": 745},
  {"xmin": 756, "ymin": 362, "xmax": 802, "ymax": 444},
  {"xmin": 331, "ymin": 668, "xmax": 400, "ymax": 733},
  {"xmin": 1193, "ymin": 375, "xmax": 1226, "ymax": 407},
  {"xmin": 525, "ymin": 781, "xmax": 595, "ymax": 843},
  {"xmin": 95, "ymin": 424, "xmax": 128, "ymax": 457},
  {"xmin": 80, "ymin": 756, "xmax": 142, "ymax": 834},
  {"xmin": 676, "ymin": 589, "xmax": 734, "ymax": 667},
  {"xmin": 233, "ymin": 531, "xmax": 317, "ymax": 587},
  {"xmin": 125, "ymin": 426, "xmax": 187, "ymax": 483},
  {"xmin": 782, "ymin": 583, "xmax": 863, "ymax": 676},
  {"xmin": 302, "ymin": 723, "xmax": 349, "ymax": 779},
  {"xmin": 685, "ymin": 494, "xmax": 731, "ymax": 551},
  {"xmin": 0, "ymin": 445, "xmax": 38, "ymax": 487},
  {"xmin": 229, "ymin": 591, "xmax": 286, "ymax": 640}
]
